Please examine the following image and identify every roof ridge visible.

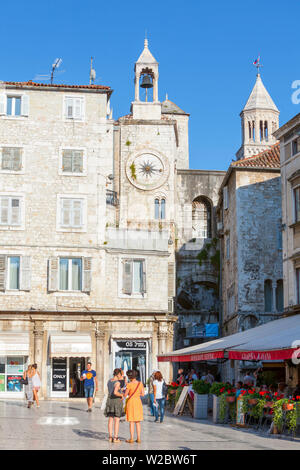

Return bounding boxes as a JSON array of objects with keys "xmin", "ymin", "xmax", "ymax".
[
  {"xmin": 2, "ymin": 80, "xmax": 111, "ymax": 90},
  {"xmin": 234, "ymin": 142, "xmax": 279, "ymax": 163}
]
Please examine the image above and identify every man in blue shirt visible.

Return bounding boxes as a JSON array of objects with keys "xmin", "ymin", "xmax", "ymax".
[{"xmin": 80, "ymin": 362, "xmax": 98, "ymax": 412}]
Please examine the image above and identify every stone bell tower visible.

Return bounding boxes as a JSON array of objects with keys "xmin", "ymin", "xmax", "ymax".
[
  {"xmin": 132, "ymin": 39, "xmax": 162, "ymax": 120},
  {"xmin": 236, "ymin": 72, "xmax": 279, "ymax": 160}
]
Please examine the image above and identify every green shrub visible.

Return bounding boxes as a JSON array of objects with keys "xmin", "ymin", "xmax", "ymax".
[{"xmin": 192, "ymin": 380, "xmax": 210, "ymax": 395}]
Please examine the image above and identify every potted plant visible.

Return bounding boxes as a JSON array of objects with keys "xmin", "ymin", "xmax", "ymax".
[
  {"xmin": 192, "ymin": 380, "xmax": 211, "ymax": 419},
  {"xmin": 210, "ymin": 383, "xmax": 230, "ymax": 423},
  {"xmin": 247, "ymin": 388, "xmax": 260, "ymax": 405},
  {"xmin": 225, "ymin": 388, "xmax": 236, "ymax": 403}
]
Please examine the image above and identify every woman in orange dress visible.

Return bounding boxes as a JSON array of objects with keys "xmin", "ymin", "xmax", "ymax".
[{"xmin": 124, "ymin": 369, "xmax": 145, "ymax": 443}]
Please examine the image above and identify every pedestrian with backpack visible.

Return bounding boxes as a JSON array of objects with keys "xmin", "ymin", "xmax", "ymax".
[{"xmin": 153, "ymin": 371, "xmax": 168, "ymax": 423}]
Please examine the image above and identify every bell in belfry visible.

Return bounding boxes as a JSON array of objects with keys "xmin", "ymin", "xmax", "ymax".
[{"xmin": 140, "ymin": 74, "xmax": 153, "ymax": 89}]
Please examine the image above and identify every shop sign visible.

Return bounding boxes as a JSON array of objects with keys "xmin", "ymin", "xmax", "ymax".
[
  {"xmin": 52, "ymin": 358, "xmax": 67, "ymax": 392},
  {"xmin": 116, "ymin": 340, "xmax": 147, "ymax": 350},
  {"xmin": 7, "ymin": 376, "xmax": 22, "ymax": 392}
]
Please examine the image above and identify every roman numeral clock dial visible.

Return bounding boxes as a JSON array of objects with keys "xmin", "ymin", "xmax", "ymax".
[{"xmin": 126, "ymin": 152, "xmax": 169, "ymax": 190}]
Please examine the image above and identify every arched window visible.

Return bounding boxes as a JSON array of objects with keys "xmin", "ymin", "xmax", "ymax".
[
  {"xmin": 192, "ymin": 196, "xmax": 212, "ymax": 239},
  {"xmin": 155, "ymin": 198, "xmax": 160, "ymax": 219},
  {"xmin": 154, "ymin": 198, "xmax": 166, "ymax": 220},
  {"xmin": 248, "ymin": 121, "xmax": 252, "ymax": 139},
  {"xmin": 264, "ymin": 279, "xmax": 273, "ymax": 312},
  {"xmin": 160, "ymin": 198, "xmax": 166, "ymax": 219},
  {"xmin": 276, "ymin": 280, "xmax": 283, "ymax": 312},
  {"xmin": 264, "ymin": 121, "xmax": 268, "ymax": 141}
]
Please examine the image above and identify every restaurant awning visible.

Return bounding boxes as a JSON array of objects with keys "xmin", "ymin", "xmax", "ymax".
[
  {"xmin": 49, "ymin": 334, "xmax": 92, "ymax": 357},
  {"xmin": 158, "ymin": 315, "xmax": 300, "ymax": 363},
  {"xmin": 0, "ymin": 332, "xmax": 30, "ymax": 355}
]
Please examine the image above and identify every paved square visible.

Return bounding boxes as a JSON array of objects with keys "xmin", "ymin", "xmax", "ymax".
[{"xmin": 0, "ymin": 400, "xmax": 299, "ymax": 450}]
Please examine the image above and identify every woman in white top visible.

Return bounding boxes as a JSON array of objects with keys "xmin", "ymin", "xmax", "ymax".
[
  {"xmin": 153, "ymin": 371, "xmax": 168, "ymax": 423},
  {"xmin": 31, "ymin": 363, "xmax": 41, "ymax": 408}
]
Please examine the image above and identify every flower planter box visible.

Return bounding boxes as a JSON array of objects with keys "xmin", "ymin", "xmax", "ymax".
[
  {"xmin": 264, "ymin": 401, "xmax": 274, "ymax": 408},
  {"xmin": 248, "ymin": 398, "xmax": 258, "ymax": 405},
  {"xmin": 283, "ymin": 403, "xmax": 294, "ymax": 411},
  {"xmin": 226, "ymin": 396, "xmax": 235, "ymax": 403},
  {"xmin": 194, "ymin": 393, "xmax": 208, "ymax": 419},
  {"xmin": 213, "ymin": 395, "xmax": 221, "ymax": 423}
]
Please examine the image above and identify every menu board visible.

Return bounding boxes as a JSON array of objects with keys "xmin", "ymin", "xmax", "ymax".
[
  {"xmin": 236, "ymin": 395, "xmax": 245, "ymax": 426},
  {"xmin": 6, "ymin": 376, "xmax": 22, "ymax": 392},
  {"xmin": 0, "ymin": 374, "xmax": 5, "ymax": 392},
  {"xmin": 52, "ymin": 358, "xmax": 67, "ymax": 392}
]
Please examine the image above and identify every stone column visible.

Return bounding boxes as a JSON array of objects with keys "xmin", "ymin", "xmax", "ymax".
[
  {"xmin": 33, "ymin": 321, "xmax": 44, "ymax": 398},
  {"xmin": 135, "ymin": 73, "xmax": 140, "ymax": 101},
  {"xmin": 158, "ymin": 326, "xmax": 169, "ymax": 380},
  {"xmin": 95, "ymin": 323, "xmax": 107, "ymax": 401}
]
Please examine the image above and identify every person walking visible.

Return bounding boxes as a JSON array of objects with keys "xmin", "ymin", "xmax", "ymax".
[
  {"xmin": 124, "ymin": 369, "xmax": 144, "ymax": 444},
  {"xmin": 105, "ymin": 368, "xmax": 125, "ymax": 443},
  {"xmin": 31, "ymin": 363, "xmax": 41, "ymax": 408},
  {"xmin": 23, "ymin": 364, "xmax": 34, "ymax": 408},
  {"xmin": 148, "ymin": 370, "xmax": 157, "ymax": 417},
  {"xmin": 153, "ymin": 371, "xmax": 168, "ymax": 423},
  {"xmin": 80, "ymin": 362, "xmax": 98, "ymax": 412}
]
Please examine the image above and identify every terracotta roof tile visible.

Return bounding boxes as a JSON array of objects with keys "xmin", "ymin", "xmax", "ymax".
[
  {"xmin": 231, "ymin": 143, "xmax": 280, "ymax": 169},
  {"xmin": 2, "ymin": 80, "xmax": 110, "ymax": 91}
]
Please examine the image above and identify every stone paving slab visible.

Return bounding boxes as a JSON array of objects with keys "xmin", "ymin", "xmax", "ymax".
[{"xmin": 0, "ymin": 400, "xmax": 299, "ymax": 450}]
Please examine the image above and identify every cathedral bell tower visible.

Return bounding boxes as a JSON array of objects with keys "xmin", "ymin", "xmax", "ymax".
[
  {"xmin": 236, "ymin": 72, "xmax": 279, "ymax": 159},
  {"xmin": 132, "ymin": 39, "xmax": 162, "ymax": 120}
]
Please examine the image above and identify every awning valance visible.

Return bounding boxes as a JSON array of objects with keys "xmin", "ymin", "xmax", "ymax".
[
  {"xmin": 50, "ymin": 334, "xmax": 92, "ymax": 357},
  {"xmin": 157, "ymin": 315, "xmax": 300, "ymax": 363},
  {"xmin": 0, "ymin": 332, "xmax": 30, "ymax": 355}
]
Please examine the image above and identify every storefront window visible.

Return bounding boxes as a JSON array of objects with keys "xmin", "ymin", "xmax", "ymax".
[
  {"xmin": 114, "ymin": 340, "xmax": 147, "ymax": 385},
  {"xmin": 0, "ymin": 356, "xmax": 24, "ymax": 392}
]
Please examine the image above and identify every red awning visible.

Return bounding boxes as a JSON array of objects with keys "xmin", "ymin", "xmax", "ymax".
[
  {"xmin": 158, "ymin": 351, "xmax": 224, "ymax": 363},
  {"xmin": 229, "ymin": 348, "xmax": 298, "ymax": 361}
]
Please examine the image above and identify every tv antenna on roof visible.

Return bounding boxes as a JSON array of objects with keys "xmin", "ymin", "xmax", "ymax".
[
  {"xmin": 51, "ymin": 58, "xmax": 62, "ymax": 84},
  {"xmin": 90, "ymin": 57, "xmax": 96, "ymax": 85}
]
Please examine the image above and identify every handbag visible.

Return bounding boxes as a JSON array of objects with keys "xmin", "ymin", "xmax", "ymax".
[
  {"xmin": 124, "ymin": 382, "xmax": 141, "ymax": 414},
  {"xmin": 21, "ymin": 377, "xmax": 28, "ymax": 385}
]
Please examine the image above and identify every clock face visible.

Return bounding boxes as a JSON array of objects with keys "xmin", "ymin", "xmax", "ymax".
[{"xmin": 126, "ymin": 152, "xmax": 169, "ymax": 190}]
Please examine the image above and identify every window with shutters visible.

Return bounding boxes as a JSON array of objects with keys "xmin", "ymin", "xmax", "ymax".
[
  {"xmin": 1, "ymin": 95, "xmax": 29, "ymax": 117},
  {"xmin": 61, "ymin": 149, "xmax": 84, "ymax": 174},
  {"xmin": 64, "ymin": 96, "xmax": 84, "ymax": 120},
  {"xmin": 0, "ymin": 196, "xmax": 21, "ymax": 226},
  {"xmin": 223, "ymin": 186, "xmax": 229, "ymax": 210},
  {"xmin": 1, "ymin": 147, "xmax": 22, "ymax": 172},
  {"xmin": 59, "ymin": 258, "xmax": 82, "ymax": 291},
  {"xmin": 121, "ymin": 259, "xmax": 146, "ymax": 296},
  {"xmin": 59, "ymin": 197, "xmax": 84, "ymax": 228}
]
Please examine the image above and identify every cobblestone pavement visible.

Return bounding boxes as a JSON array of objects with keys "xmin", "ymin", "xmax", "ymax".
[{"xmin": 0, "ymin": 400, "xmax": 299, "ymax": 450}]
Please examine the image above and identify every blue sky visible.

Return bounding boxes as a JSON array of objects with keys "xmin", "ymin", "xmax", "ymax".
[{"xmin": 1, "ymin": 0, "xmax": 299, "ymax": 170}]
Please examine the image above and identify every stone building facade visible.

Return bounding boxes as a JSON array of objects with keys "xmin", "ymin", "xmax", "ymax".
[
  {"xmin": 217, "ymin": 153, "xmax": 283, "ymax": 382},
  {"xmin": 274, "ymin": 113, "xmax": 300, "ymax": 316},
  {"xmin": 174, "ymin": 170, "xmax": 225, "ymax": 350},
  {"xmin": 0, "ymin": 41, "xmax": 179, "ymax": 400}
]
